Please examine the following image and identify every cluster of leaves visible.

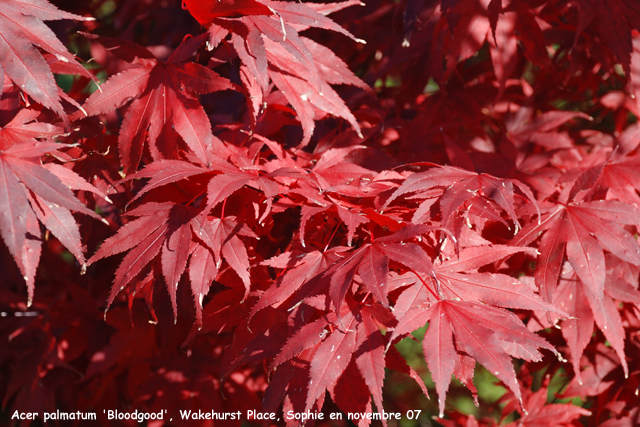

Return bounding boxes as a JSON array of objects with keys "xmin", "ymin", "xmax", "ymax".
[{"xmin": 1, "ymin": 0, "xmax": 640, "ymax": 426}]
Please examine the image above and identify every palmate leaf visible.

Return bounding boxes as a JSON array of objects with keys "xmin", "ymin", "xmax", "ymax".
[
  {"xmin": 186, "ymin": 0, "xmax": 366, "ymax": 146},
  {"xmin": 264, "ymin": 300, "xmax": 395, "ymax": 423},
  {"xmin": 289, "ymin": 145, "xmax": 396, "ymax": 247},
  {"xmin": 6, "ymin": 0, "xmax": 640, "ymax": 422},
  {"xmin": 514, "ymin": 197, "xmax": 640, "ymax": 377},
  {"xmin": 0, "ymin": 119, "xmax": 104, "ymax": 305},
  {"xmin": 318, "ymin": 224, "xmax": 438, "ymax": 315},
  {"xmin": 89, "ymin": 202, "xmax": 256, "ymax": 323},
  {"xmin": 267, "ymin": 43, "xmax": 362, "ymax": 146},
  {"xmin": 88, "ymin": 150, "xmax": 279, "ymax": 324},
  {"xmin": 431, "ymin": 244, "xmax": 564, "ymax": 313},
  {"xmin": 76, "ymin": 34, "xmax": 235, "ymax": 173},
  {"xmin": 253, "ymin": 246, "xmax": 348, "ymax": 317},
  {"xmin": 383, "ymin": 166, "xmax": 539, "ymax": 233},
  {"xmin": 0, "ymin": 0, "xmax": 93, "ymax": 122},
  {"xmin": 88, "ymin": 203, "xmax": 191, "ymax": 320},
  {"xmin": 391, "ymin": 300, "xmax": 556, "ymax": 417},
  {"xmin": 387, "ymin": 239, "xmax": 563, "ymax": 417},
  {"xmin": 571, "ymin": 0, "xmax": 640, "ymax": 75},
  {"xmin": 501, "ymin": 386, "xmax": 591, "ymax": 427}
]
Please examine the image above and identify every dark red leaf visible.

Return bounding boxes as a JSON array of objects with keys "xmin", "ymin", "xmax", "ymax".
[{"xmin": 305, "ymin": 308, "xmax": 357, "ymax": 411}]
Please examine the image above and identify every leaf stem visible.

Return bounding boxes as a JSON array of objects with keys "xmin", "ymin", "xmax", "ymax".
[
  {"xmin": 323, "ymin": 221, "xmax": 341, "ymax": 252},
  {"xmin": 221, "ymin": 197, "xmax": 227, "ymax": 220},
  {"xmin": 410, "ymin": 269, "xmax": 441, "ymax": 301},
  {"xmin": 186, "ymin": 187, "xmax": 207, "ymax": 207}
]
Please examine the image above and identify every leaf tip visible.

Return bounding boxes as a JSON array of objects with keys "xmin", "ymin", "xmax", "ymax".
[{"xmin": 520, "ymin": 398, "xmax": 528, "ymax": 416}]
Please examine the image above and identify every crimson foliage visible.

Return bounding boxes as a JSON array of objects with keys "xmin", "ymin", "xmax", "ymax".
[{"xmin": 1, "ymin": 0, "xmax": 640, "ymax": 426}]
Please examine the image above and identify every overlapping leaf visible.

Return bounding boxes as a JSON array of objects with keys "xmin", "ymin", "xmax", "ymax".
[
  {"xmin": 383, "ymin": 166, "xmax": 539, "ymax": 233},
  {"xmin": 513, "ymin": 182, "xmax": 640, "ymax": 377},
  {"xmin": 392, "ymin": 299, "xmax": 556, "ymax": 416},
  {"xmin": 184, "ymin": 0, "xmax": 366, "ymax": 146},
  {"xmin": 265, "ymin": 299, "xmax": 399, "ymax": 423},
  {"xmin": 76, "ymin": 34, "xmax": 234, "ymax": 173},
  {"xmin": 88, "ymin": 202, "xmax": 257, "ymax": 325},
  {"xmin": 0, "ymin": 112, "xmax": 104, "ymax": 304},
  {"xmin": 0, "ymin": 0, "xmax": 92, "ymax": 122},
  {"xmin": 6, "ymin": 0, "xmax": 640, "ymax": 423},
  {"xmin": 308, "ymin": 224, "xmax": 439, "ymax": 315},
  {"xmin": 433, "ymin": 244, "xmax": 562, "ymax": 312}
]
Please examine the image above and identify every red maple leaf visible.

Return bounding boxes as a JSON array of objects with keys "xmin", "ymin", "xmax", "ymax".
[
  {"xmin": 0, "ymin": 111, "xmax": 105, "ymax": 304},
  {"xmin": 5, "ymin": 0, "xmax": 640, "ymax": 423},
  {"xmin": 514, "ymin": 196, "xmax": 640, "ymax": 377},
  {"xmin": 569, "ymin": 0, "xmax": 640, "ymax": 75},
  {"xmin": 87, "ymin": 201, "xmax": 257, "ymax": 324},
  {"xmin": 501, "ymin": 386, "xmax": 591, "ymax": 427},
  {"xmin": 186, "ymin": 0, "xmax": 367, "ymax": 146},
  {"xmin": 75, "ymin": 33, "xmax": 235, "ymax": 173},
  {"xmin": 0, "ymin": 0, "xmax": 92, "ymax": 122},
  {"xmin": 391, "ymin": 299, "xmax": 556, "ymax": 417},
  {"xmin": 289, "ymin": 224, "xmax": 441, "ymax": 317},
  {"xmin": 432, "ymin": 244, "xmax": 562, "ymax": 312},
  {"xmin": 383, "ymin": 166, "xmax": 539, "ymax": 235}
]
